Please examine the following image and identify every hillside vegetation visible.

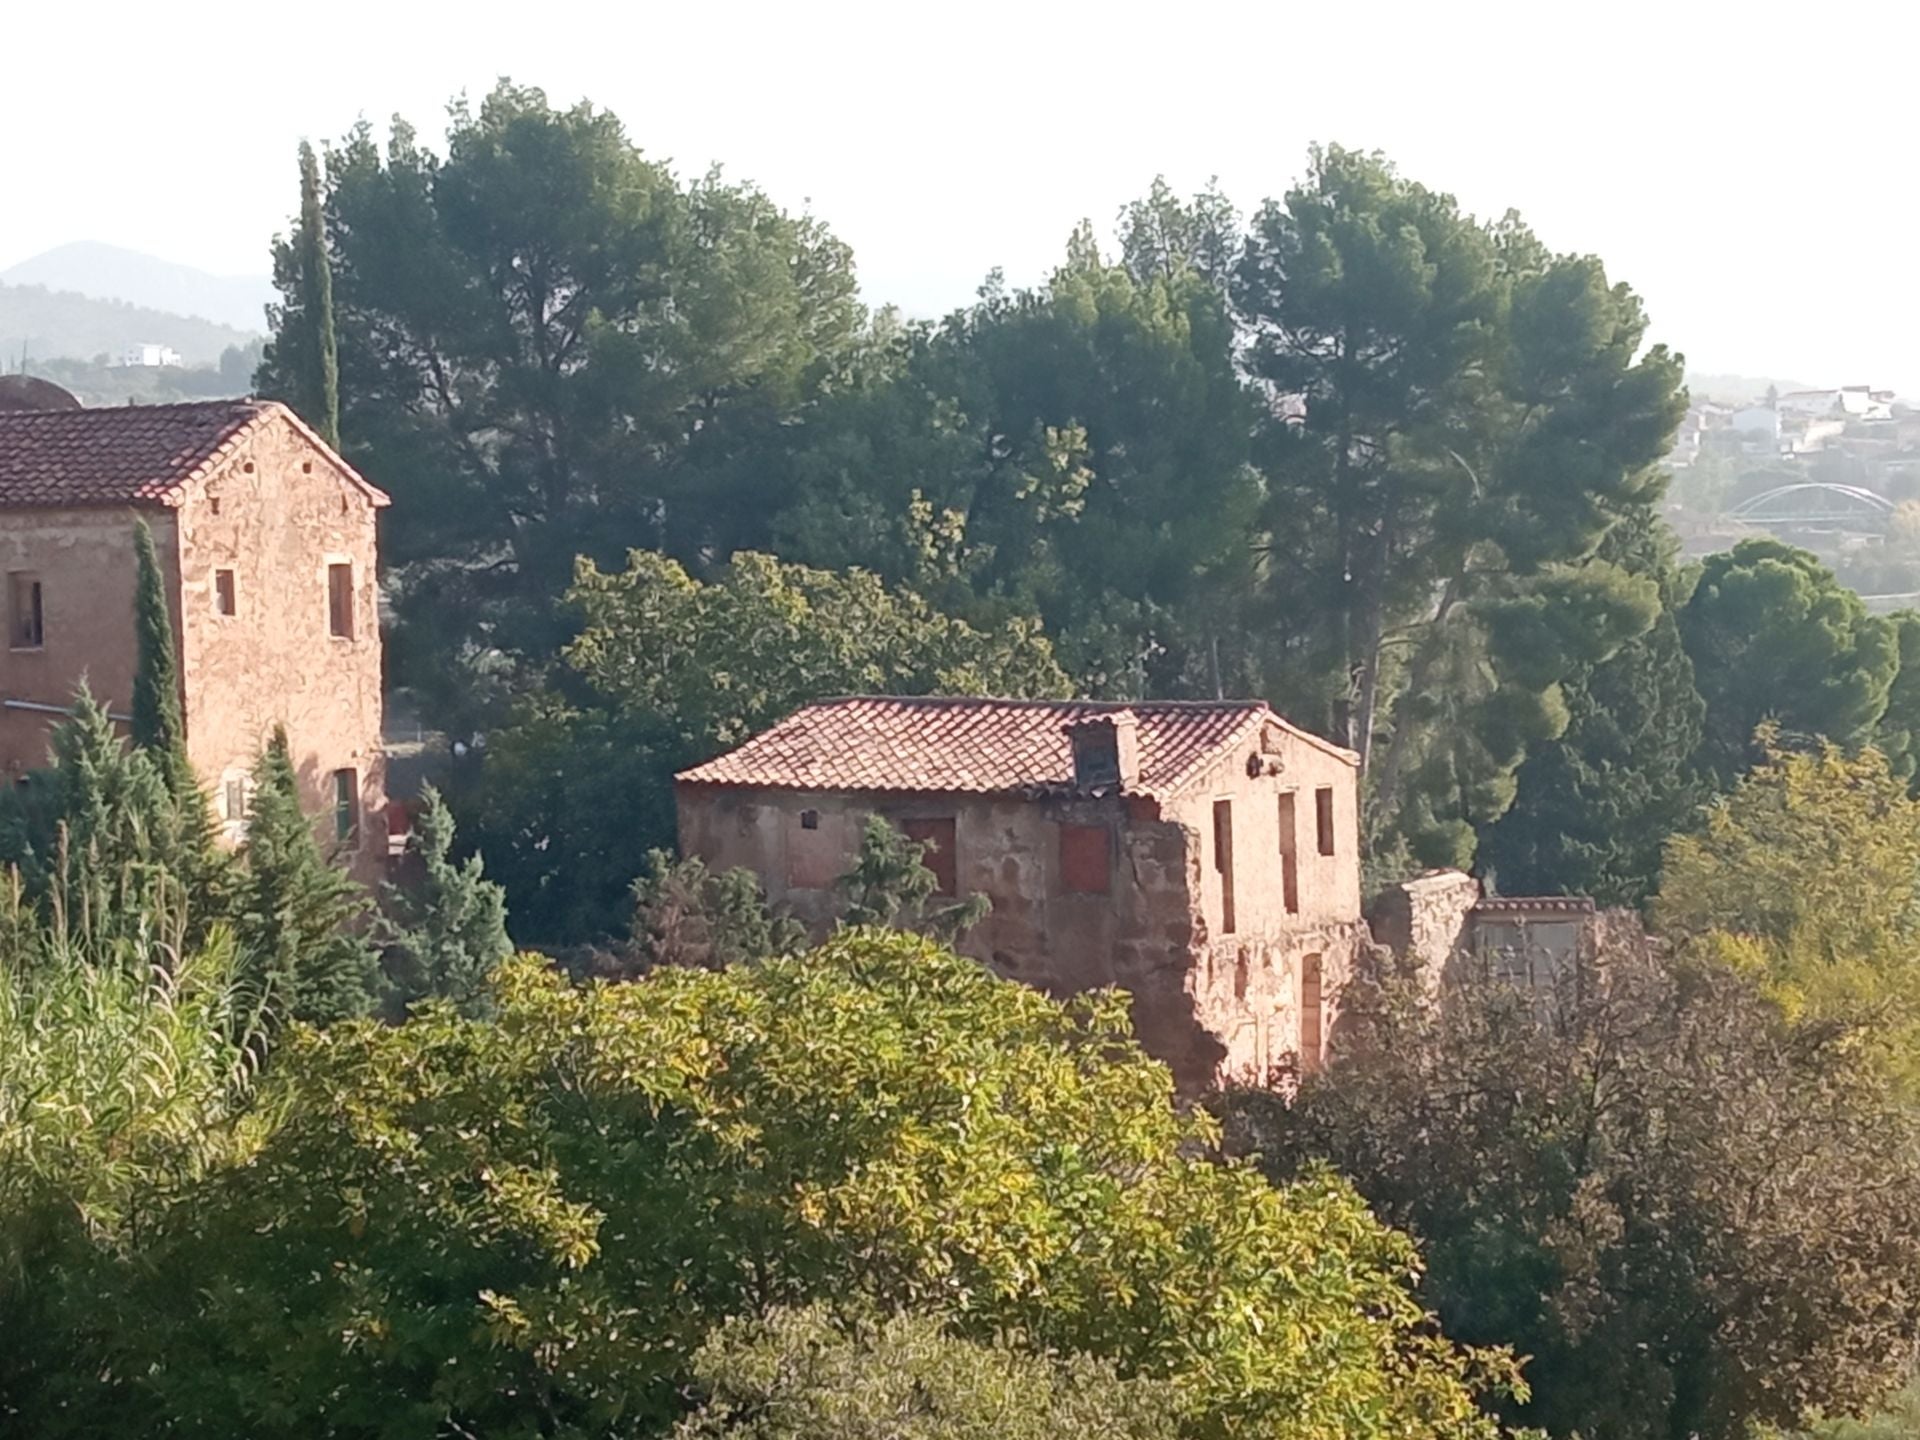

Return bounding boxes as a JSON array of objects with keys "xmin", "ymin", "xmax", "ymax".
[{"xmin": 0, "ymin": 280, "xmax": 258, "ymax": 368}]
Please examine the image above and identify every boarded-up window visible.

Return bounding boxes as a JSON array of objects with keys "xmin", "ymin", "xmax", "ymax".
[
  {"xmin": 1277, "ymin": 792, "xmax": 1299, "ymax": 915},
  {"xmin": 332, "ymin": 768, "xmax": 359, "ymax": 848},
  {"xmin": 1300, "ymin": 952, "xmax": 1324, "ymax": 1071},
  {"xmin": 1059, "ymin": 823, "xmax": 1111, "ymax": 894},
  {"xmin": 1315, "ymin": 786, "xmax": 1336, "ymax": 857},
  {"xmin": 902, "ymin": 817, "xmax": 957, "ymax": 897},
  {"xmin": 328, "ymin": 563, "xmax": 355, "ymax": 639},
  {"xmin": 9, "ymin": 573, "xmax": 42, "ymax": 649},
  {"xmin": 1212, "ymin": 799, "xmax": 1235, "ymax": 935},
  {"xmin": 223, "ymin": 775, "xmax": 248, "ymax": 822},
  {"xmin": 215, "ymin": 569, "xmax": 237, "ymax": 617}
]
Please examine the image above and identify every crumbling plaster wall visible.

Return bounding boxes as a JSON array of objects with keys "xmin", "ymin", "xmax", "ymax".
[{"xmin": 1163, "ymin": 722, "xmax": 1366, "ymax": 1084}]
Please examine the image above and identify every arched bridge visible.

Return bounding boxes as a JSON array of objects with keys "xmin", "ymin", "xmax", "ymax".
[{"xmin": 1725, "ymin": 483, "xmax": 1896, "ymax": 530}]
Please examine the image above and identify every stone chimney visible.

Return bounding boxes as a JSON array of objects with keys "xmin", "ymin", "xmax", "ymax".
[{"xmin": 1065, "ymin": 710, "xmax": 1140, "ymax": 792}]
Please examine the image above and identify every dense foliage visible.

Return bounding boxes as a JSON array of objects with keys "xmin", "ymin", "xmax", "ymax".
[
  {"xmin": 1478, "ymin": 515, "xmax": 1707, "ymax": 904},
  {"xmin": 1232, "ymin": 942, "xmax": 1920, "ymax": 1440},
  {"xmin": 1680, "ymin": 538, "xmax": 1898, "ymax": 782},
  {"xmin": 469, "ymin": 548, "xmax": 1067, "ymax": 942},
  {"xmin": 674, "ymin": 1305, "xmax": 1181, "ymax": 1440},
  {"xmin": 9, "ymin": 934, "xmax": 1519, "ymax": 1439},
  {"xmin": 1656, "ymin": 740, "xmax": 1920, "ymax": 1087}
]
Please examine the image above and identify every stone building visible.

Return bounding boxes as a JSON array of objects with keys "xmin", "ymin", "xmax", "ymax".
[
  {"xmin": 0, "ymin": 399, "xmax": 389, "ymax": 879},
  {"xmin": 1369, "ymin": 870, "xmax": 1609, "ymax": 998},
  {"xmin": 676, "ymin": 696, "xmax": 1368, "ymax": 1089}
]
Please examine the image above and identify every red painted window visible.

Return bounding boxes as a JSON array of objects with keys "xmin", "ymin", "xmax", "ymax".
[
  {"xmin": 901, "ymin": 817, "xmax": 957, "ymax": 897},
  {"xmin": 1058, "ymin": 823, "xmax": 1111, "ymax": 894}
]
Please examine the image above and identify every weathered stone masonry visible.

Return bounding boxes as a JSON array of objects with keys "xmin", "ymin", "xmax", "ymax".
[
  {"xmin": 0, "ymin": 400, "xmax": 389, "ymax": 883},
  {"xmin": 677, "ymin": 697, "xmax": 1368, "ymax": 1091}
]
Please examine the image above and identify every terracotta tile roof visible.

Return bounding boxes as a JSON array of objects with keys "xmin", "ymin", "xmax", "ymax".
[
  {"xmin": 0, "ymin": 399, "xmax": 389, "ymax": 509},
  {"xmin": 1474, "ymin": 895, "xmax": 1597, "ymax": 915},
  {"xmin": 676, "ymin": 697, "xmax": 1351, "ymax": 799}
]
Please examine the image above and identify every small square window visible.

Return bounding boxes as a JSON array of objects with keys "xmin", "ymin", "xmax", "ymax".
[
  {"xmin": 328, "ymin": 563, "xmax": 355, "ymax": 639},
  {"xmin": 9, "ymin": 573, "xmax": 43, "ymax": 650},
  {"xmin": 332, "ymin": 768, "xmax": 359, "ymax": 848},
  {"xmin": 800, "ymin": 809, "xmax": 820, "ymax": 830},
  {"xmin": 215, "ymin": 569, "xmax": 237, "ymax": 617}
]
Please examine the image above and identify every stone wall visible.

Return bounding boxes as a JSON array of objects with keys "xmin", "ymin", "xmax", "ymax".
[
  {"xmin": 175, "ymin": 411, "xmax": 386, "ymax": 884},
  {"xmin": 1366, "ymin": 870, "xmax": 1483, "ymax": 995},
  {"xmin": 675, "ymin": 712, "xmax": 1368, "ymax": 1092},
  {"xmin": 0, "ymin": 411, "xmax": 386, "ymax": 885},
  {"xmin": 0, "ymin": 505, "xmax": 164, "ymax": 771},
  {"xmin": 1161, "ymin": 718, "xmax": 1366, "ymax": 1084}
]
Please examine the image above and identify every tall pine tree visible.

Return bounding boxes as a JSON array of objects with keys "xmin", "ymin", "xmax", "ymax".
[
  {"xmin": 233, "ymin": 728, "xmax": 376, "ymax": 1025},
  {"xmin": 1475, "ymin": 513, "xmax": 1710, "ymax": 905}
]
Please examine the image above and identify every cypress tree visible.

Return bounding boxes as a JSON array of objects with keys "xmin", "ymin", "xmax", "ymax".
[
  {"xmin": 233, "ymin": 727, "xmax": 377, "ymax": 1025},
  {"xmin": 130, "ymin": 519, "xmax": 184, "ymax": 757},
  {"xmin": 130, "ymin": 518, "xmax": 226, "ymax": 918},
  {"xmin": 296, "ymin": 140, "xmax": 340, "ymax": 449}
]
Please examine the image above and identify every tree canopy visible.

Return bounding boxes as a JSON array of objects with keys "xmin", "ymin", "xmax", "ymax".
[
  {"xmin": 1232, "ymin": 939, "xmax": 1920, "ymax": 1440},
  {"xmin": 29, "ymin": 933, "xmax": 1518, "ymax": 1439},
  {"xmin": 1680, "ymin": 539, "xmax": 1898, "ymax": 783},
  {"xmin": 259, "ymin": 82, "xmax": 865, "ymax": 725},
  {"xmin": 469, "ymin": 548, "xmax": 1068, "ymax": 942}
]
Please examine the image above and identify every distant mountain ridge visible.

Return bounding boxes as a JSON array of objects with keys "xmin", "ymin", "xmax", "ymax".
[{"xmin": 1, "ymin": 242, "xmax": 272, "ymax": 334}]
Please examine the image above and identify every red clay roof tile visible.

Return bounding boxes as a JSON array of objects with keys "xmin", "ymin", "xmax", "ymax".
[
  {"xmin": 0, "ymin": 399, "xmax": 388, "ymax": 508},
  {"xmin": 676, "ymin": 696, "xmax": 1350, "ymax": 799}
]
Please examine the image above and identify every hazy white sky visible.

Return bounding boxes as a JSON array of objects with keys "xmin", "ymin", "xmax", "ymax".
[{"xmin": 6, "ymin": 0, "xmax": 1915, "ymax": 391}]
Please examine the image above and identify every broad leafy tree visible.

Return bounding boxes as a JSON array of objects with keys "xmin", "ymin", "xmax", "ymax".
[
  {"xmin": 676, "ymin": 1305, "xmax": 1180, "ymax": 1440},
  {"xmin": 1655, "ymin": 740, "xmax": 1920, "ymax": 1085},
  {"xmin": 1232, "ymin": 941, "xmax": 1920, "ymax": 1440},
  {"xmin": 63, "ymin": 933, "xmax": 1518, "ymax": 1439},
  {"xmin": 471, "ymin": 550, "xmax": 1068, "ymax": 942}
]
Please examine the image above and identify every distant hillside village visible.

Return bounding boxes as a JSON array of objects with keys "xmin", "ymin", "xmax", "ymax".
[{"xmin": 1666, "ymin": 383, "xmax": 1920, "ymax": 603}]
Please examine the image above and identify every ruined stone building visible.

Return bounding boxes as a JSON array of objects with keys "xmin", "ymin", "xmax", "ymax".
[
  {"xmin": 0, "ymin": 399, "xmax": 389, "ymax": 879},
  {"xmin": 676, "ymin": 697, "xmax": 1368, "ymax": 1089}
]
